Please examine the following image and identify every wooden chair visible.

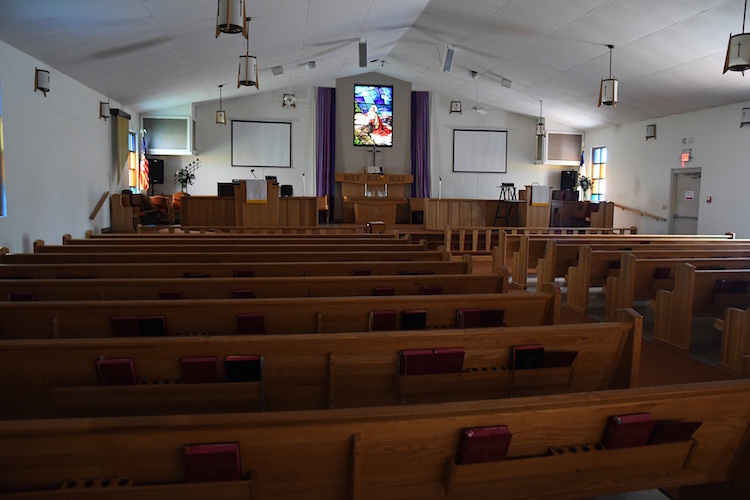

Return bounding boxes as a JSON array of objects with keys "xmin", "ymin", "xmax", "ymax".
[
  {"xmin": 149, "ymin": 195, "xmax": 172, "ymax": 225},
  {"xmin": 172, "ymin": 192, "xmax": 189, "ymax": 224}
]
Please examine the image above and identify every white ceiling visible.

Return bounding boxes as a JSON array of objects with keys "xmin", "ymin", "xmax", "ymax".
[{"xmin": 1, "ymin": 0, "xmax": 749, "ymax": 130}]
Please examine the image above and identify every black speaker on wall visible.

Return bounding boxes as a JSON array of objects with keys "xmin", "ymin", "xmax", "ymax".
[
  {"xmin": 149, "ymin": 158, "xmax": 164, "ymax": 185},
  {"xmin": 560, "ymin": 170, "xmax": 578, "ymax": 191}
]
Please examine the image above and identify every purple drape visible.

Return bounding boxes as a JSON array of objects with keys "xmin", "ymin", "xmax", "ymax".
[
  {"xmin": 411, "ymin": 91, "xmax": 431, "ymax": 198},
  {"xmin": 316, "ymin": 87, "xmax": 336, "ymax": 223}
]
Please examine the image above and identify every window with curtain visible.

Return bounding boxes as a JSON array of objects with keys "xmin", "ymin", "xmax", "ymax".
[{"xmin": 591, "ymin": 146, "xmax": 607, "ymax": 202}]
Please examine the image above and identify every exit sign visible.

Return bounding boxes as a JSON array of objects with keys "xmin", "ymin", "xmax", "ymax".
[{"xmin": 681, "ymin": 152, "xmax": 691, "ymax": 162}]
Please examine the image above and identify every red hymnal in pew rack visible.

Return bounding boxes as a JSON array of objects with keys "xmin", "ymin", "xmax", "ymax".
[
  {"xmin": 601, "ymin": 412, "xmax": 656, "ymax": 449},
  {"xmin": 456, "ymin": 425, "xmax": 512, "ymax": 464},
  {"xmin": 184, "ymin": 443, "xmax": 241, "ymax": 483},
  {"xmin": 96, "ymin": 357, "xmax": 137, "ymax": 386},
  {"xmin": 181, "ymin": 356, "xmax": 219, "ymax": 384}
]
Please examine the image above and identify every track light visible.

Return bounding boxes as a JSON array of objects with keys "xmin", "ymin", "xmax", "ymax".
[
  {"xmin": 443, "ymin": 46, "xmax": 455, "ymax": 73},
  {"xmin": 359, "ymin": 40, "xmax": 368, "ymax": 68},
  {"xmin": 724, "ymin": 0, "xmax": 750, "ymax": 74}
]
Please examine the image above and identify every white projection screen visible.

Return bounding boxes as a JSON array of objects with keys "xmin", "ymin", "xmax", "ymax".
[
  {"xmin": 452, "ymin": 129, "xmax": 507, "ymax": 173},
  {"xmin": 232, "ymin": 120, "xmax": 292, "ymax": 168}
]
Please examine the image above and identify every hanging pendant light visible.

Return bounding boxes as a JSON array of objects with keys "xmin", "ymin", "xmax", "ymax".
[
  {"xmin": 536, "ymin": 100, "xmax": 546, "ymax": 137},
  {"xmin": 724, "ymin": 0, "xmax": 750, "ymax": 74},
  {"xmin": 216, "ymin": 85, "xmax": 227, "ymax": 125},
  {"xmin": 598, "ymin": 44, "xmax": 618, "ymax": 108},
  {"xmin": 238, "ymin": 19, "xmax": 259, "ymax": 89},
  {"xmin": 216, "ymin": 0, "xmax": 247, "ymax": 38}
]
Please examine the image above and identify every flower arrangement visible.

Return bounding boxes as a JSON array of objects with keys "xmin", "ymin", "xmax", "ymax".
[
  {"xmin": 577, "ymin": 175, "xmax": 592, "ymax": 195},
  {"xmin": 174, "ymin": 159, "xmax": 201, "ymax": 193}
]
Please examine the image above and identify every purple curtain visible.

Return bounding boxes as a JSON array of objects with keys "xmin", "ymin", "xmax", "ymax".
[
  {"xmin": 316, "ymin": 87, "xmax": 336, "ymax": 222},
  {"xmin": 411, "ymin": 91, "xmax": 430, "ymax": 198}
]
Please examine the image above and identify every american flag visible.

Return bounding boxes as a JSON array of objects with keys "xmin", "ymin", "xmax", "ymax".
[{"xmin": 139, "ymin": 130, "xmax": 149, "ymax": 191}]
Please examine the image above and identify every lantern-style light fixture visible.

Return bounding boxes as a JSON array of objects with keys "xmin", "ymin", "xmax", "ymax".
[
  {"xmin": 536, "ymin": 100, "xmax": 546, "ymax": 137},
  {"xmin": 35, "ymin": 68, "xmax": 50, "ymax": 96},
  {"xmin": 238, "ymin": 20, "xmax": 258, "ymax": 89},
  {"xmin": 216, "ymin": 85, "xmax": 226, "ymax": 125},
  {"xmin": 598, "ymin": 44, "xmax": 618, "ymax": 107},
  {"xmin": 724, "ymin": 0, "xmax": 750, "ymax": 74},
  {"xmin": 216, "ymin": 0, "xmax": 247, "ymax": 38}
]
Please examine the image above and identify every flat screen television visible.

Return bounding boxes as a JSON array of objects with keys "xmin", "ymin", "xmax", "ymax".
[{"xmin": 354, "ymin": 85, "xmax": 393, "ymax": 147}]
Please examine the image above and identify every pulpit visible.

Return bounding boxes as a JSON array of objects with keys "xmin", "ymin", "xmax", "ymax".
[{"xmin": 335, "ymin": 173, "xmax": 413, "ymax": 223}]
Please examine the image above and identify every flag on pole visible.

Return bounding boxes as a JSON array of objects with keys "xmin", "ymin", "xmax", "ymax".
[{"xmin": 139, "ymin": 130, "xmax": 149, "ymax": 192}]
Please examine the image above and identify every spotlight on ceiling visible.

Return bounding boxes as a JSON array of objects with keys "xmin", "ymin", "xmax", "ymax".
[
  {"xmin": 443, "ymin": 46, "xmax": 455, "ymax": 73},
  {"xmin": 724, "ymin": 0, "xmax": 750, "ymax": 74},
  {"xmin": 598, "ymin": 44, "xmax": 618, "ymax": 107},
  {"xmin": 306, "ymin": 61, "xmax": 316, "ymax": 70}
]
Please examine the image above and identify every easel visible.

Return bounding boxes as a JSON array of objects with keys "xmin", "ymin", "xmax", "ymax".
[{"xmin": 493, "ymin": 183, "xmax": 520, "ymax": 226}]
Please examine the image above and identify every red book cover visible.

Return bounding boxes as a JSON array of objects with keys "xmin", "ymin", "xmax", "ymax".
[
  {"xmin": 233, "ymin": 269, "xmax": 255, "ymax": 277},
  {"xmin": 601, "ymin": 413, "xmax": 656, "ymax": 449},
  {"xmin": 110, "ymin": 315, "xmax": 139, "ymax": 337},
  {"xmin": 184, "ymin": 443, "xmax": 241, "ymax": 483},
  {"xmin": 647, "ymin": 420, "xmax": 702, "ymax": 445},
  {"xmin": 181, "ymin": 356, "xmax": 219, "ymax": 384},
  {"xmin": 7, "ymin": 291, "xmax": 35, "ymax": 301},
  {"xmin": 373, "ymin": 286, "xmax": 395, "ymax": 296},
  {"xmin": 232, "ymin": 289, "xmax": 256, "ymax": 299},
  {"xmin": 159, "ymin": 290, "xmax": 183, "ymax": 300},
  {"xmin": 456, "ymin": 425, "xmax": 512, "ymax": 464},
  {"xmin": 237, "ymin": 313, "xmax": 266, "ymax": 334},
  {"xmin": 456, "ymin": 308, "xmax": 481, "ymax": 328},
  {"xmin": 421, "ymin": 285, "xmax": 443, "ymax": 295},
  {"xmin": 509, "ymin": 345, "xmax": 544, "ymax": 370},
  {"xmin": 96, "ymin": 357, "xmax": 137, "ymax": 386},
  {"xmin": 225, "ymin": 355, "xmax": 263, "ymax": 383},
  {"xmin": 434, "ymin": 348, "xmax": 465, "ymax": 374},
  {"xmin": 369, "ymin": 310, "xmax": 397, "ymax": 331},
  {"xmin": 398, "ymin": 349, "xmax": 435, "ymax": 376}
]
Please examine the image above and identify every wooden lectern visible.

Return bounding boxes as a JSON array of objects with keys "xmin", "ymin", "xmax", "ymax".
[{"xmin": 335, "ymin": 173, "xmax": 413, "ymax": 224}]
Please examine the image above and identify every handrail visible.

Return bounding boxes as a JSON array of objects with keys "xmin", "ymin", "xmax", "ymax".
[
  {"xmin": 89, "ymin": 191, "xmax": 109, "ymax": 220},
  {"xmin": 612, "ymin": 202, "xmax": 666, "ymax": 222}
]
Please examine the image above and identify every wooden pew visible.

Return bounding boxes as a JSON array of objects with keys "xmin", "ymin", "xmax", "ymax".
[
  {"xmin": 1, "ymin": 379, "xmax": 749, "ymax": 499},
  {"xmin": 72, "ymin": 232, "xmax": 409, "ymax": 245},
  {"xmin": 0, "ymin": 288, "xmax": 561, "ymax": 339},
  {"xmin": 604, "ymin": 254, "xmax": 750, "ymax": 320},
  {"xmin": 565, "ymin": 246, "xmax": 750, "ymax": 314},
  {"xmin": 535, "ymin": 234, "xmax": 739, "ymax": 286},
  {"xmin": 139, "ymin": 224, "xmax": 379, "ymax": 234},
  {"xmin": 0, "ymin": 310, "xmax": 641, "ymax": 418},
  {"xmin": 0, "ymin": 273, "xmax": 508, "ymax": 301},
  {"xmin": 652, "ymin": 264, "xmax": 750, "ymax": 354},
  {"xmin": 34, "ymin": 240, "xmax": 428, "ymax": 255},
  {"xmin": 0, "ymin": 258, "xmax": 472, "ymax": 280},
  {"xmin": 0, "ymin": 248, "xmax": 446, "ymax": 264},
  {"xmin": 714, "ymin": 306, "xmax": 750, "ymax": 376}
]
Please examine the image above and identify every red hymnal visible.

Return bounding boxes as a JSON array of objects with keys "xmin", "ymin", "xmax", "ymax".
[
  {"xmin": 181, "ymin": 357, "xmax": 219, "ymax": 384},
  {"xmin": 456, "ymin": 308, "xmax": 482, "ymax": 328},
  {"xmin": 434, "ymin": 348, "xmax": 465, "ymax": 374},
  {"xmin": 233, "ymin": 269, "xmax": 255, "ymax": 277},
  {"xmin": 647, "ymin": 420, "xmax": 702, "ymax": 445},
  {"xmin": 232, "ymin": 289, "xmax": 256, "ymax": 299},
  {"xmin": 184, "ymin": 443, "xmax": 241, "ymax": 483},
  {"xmin": 96, "ymin": 357, "xmax": 137, "ymax": 386},
  {"xmin": 456, "ymin": 425, "xmax": 512, "ymax": 464},
  {"xmin": 601, "ymin": 413, "xmax": 656, "ymax": 449},
  {"xmin": 237, "ymin": 313, "xmax": 266, "ymax": 334},
  {"xmin": 421, "ymin": 286, "xmax": 443, "ymax": 295},
  {"xmin": 7, "ymin": 291, "xmax": 35, "ymax": 301},
  {"xmin": 509, "ymin": 345, "xmax": 544, "ymax": 370},
  {"xmin": 159, "ymin": 290, "xmax": 183, "ymax": 300},
  {"xmin": 369, "ymin": 310, "xmax": 397, "ymax": 331},
  {"xmin": 373, "ymin": 286, "xmax": 395, "ymax": 296},
  {"xmin": 399, "ymin": 349, "xmax": 436, "ymax": 376},
  {"xmin": 225, "ymin": 355, "xmax": 263, "ymax": 383},
  {"xmin": 111, "ymin": 315, "xmax": 139, "ymax": 337}
]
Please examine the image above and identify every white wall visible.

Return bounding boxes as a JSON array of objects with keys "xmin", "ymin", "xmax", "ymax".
[
  {"xmin": 585, "ymin": 100, "xmax": 750, "ymax": 237},
  {"xmin": 0, "ymin": 39, "xmax": 138, "ymax": 253}
]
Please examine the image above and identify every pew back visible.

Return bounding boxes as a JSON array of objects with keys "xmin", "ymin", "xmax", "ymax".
[{"xmin": 1, "ymin": 380, "xmax": 748, "ymax": 499}]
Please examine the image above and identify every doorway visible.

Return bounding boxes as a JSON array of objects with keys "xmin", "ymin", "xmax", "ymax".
[{"xmin": 669, "ymin": 167, "xmax": 701, "ymax": 234}]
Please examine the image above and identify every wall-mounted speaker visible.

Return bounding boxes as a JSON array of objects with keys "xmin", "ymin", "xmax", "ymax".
[
  {"xmin": 560, "ymin": 170, "xmax": 578, "ymax": 191},
  {"xmin": 359, "ymin": 40, "xmax": 368, "ymax": 68},
  {"xmin": 149, "ymin": 158, "xmax": 165, "ymax": 185}
]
